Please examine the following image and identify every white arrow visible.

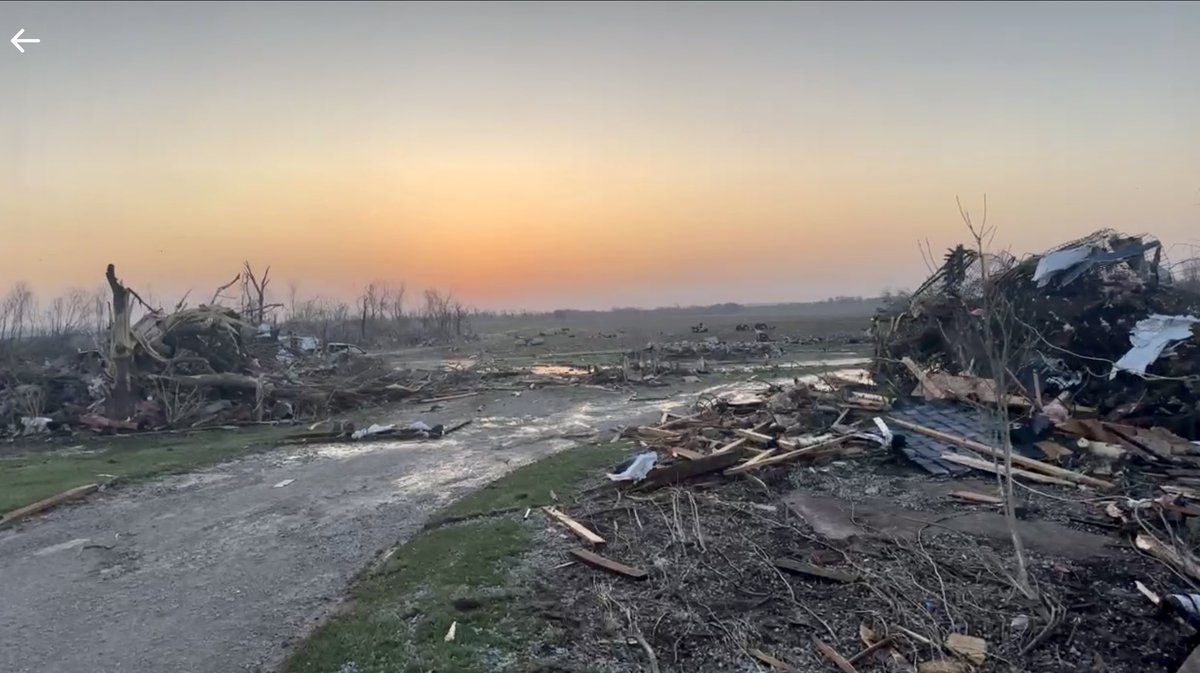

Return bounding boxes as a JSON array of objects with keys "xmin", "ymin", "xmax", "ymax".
[{"xmin": 11, "ymin": 29, "xmax": 40, "ymax": 54}]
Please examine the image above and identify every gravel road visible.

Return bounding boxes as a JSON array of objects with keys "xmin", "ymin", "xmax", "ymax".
[{"xmin": 0, "ymin": 385, "xmax": 690, "ymax": 673}]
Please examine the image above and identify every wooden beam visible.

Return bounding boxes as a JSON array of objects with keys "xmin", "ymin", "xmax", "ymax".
[
  {"xmin": 669, "ymin": 447, "xmax": 706, "ymax": 460},
  {"xmin": 888, "ymin": 416, "xmax": 1113, "ymax": 490},
  {"xmin": 543, "ymin": 507, "xmax": 605, "ymax": 546},
  {"xmin": 568, "ymin": 548, "xmax": 647, "ymax": 580},
  {"xmin": 641, "ymin": 447, "xmax": 749, "ymax": 489},
  {"xmin": 1, "ymin": 483, "xmax": 100, "ymax": 528},
  {"xmin": 725, "ymin": 436, "xmax": 855, "ymax": 475},
  {"xmin": 948, "ymin": 490, "xmax": 1004, "ymax": 505},
  {"xmin": 939, "ymin": 453, "xmax": 1075, "ymax": 487}
]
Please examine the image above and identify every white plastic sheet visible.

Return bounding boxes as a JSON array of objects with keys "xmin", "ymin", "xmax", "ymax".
[
  {"xmin": 606, "ymin": 451, "xmax": 658, "ymax": 482},
  {"xmin": 1111, "ymin": 314, "xmax": 1200, "ymax": 378},
  {"xmin": 351, "ymin": 423, "xmax": 396, "ymax": 439}
]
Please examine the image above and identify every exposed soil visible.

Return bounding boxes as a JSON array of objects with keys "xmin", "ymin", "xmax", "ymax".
[{"xmin": 512, "ymin": 451, "xmax": 1198, "ymax": 673}]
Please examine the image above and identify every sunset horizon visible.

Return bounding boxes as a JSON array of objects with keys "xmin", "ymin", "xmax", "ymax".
[{"xmin": 3, "ymin": 1, "xmax": 1197, "ymax": 311}]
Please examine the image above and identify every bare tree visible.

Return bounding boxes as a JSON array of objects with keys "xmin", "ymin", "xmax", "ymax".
[{"xmin": 955, "ymin": 196, "xmax": 1038, "ymax": 601}]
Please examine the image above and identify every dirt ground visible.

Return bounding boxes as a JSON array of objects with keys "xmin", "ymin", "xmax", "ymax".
[{"xmin": 511, "ymin": 452, "xmax": 1197, "ymax": 673}]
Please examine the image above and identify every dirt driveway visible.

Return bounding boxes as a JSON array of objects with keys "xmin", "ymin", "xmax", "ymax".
[{"xmin": 0, "ymin": 385, "xmax": 697, "ymax": 673}]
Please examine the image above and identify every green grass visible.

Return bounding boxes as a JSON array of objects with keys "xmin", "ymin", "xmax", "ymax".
[
  {"xmin": 0, "ymin": 426, "xmax": 294, "ymax": 513},
  {"xmin": 283, "ymin": 441, "xmax": 634, "ymax": 673}
]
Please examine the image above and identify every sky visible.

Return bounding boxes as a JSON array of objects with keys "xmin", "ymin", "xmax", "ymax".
[{"xmin": 1, "ymin": 1, "xmax": 1198, "ymax": 311}]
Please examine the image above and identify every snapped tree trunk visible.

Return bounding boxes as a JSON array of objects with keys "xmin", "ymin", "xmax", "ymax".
[{"xmin": 105, "ymin": 264, "xmax": 135, "ymax": 419}]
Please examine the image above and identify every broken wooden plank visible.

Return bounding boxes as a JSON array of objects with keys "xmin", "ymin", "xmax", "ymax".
[
  {"xmin": 658, "ymin": 412, "xmax": 706, "ymax": 430},
  {"xmin": 712, "ymin": 437, "xmax": 748, "ymax": 454},
  {"xmin": 735, "ymin": 428, "xmax": 775, "ymax": 445},
  {"xmin": 948, "ymin": 490, "xmax": 1004, "ymax": 505},
  {"xmin": 1, "ymin": 483, "xmax": 100, "ymax": 528},
  {"xmin": 889, "ymin": 417, "xmax": 1113, "ymax": 490},
  {"xmin": 1035, "ymin": 440, "xmax": 1074, "ymax": 462},
  {"xmin": 748, "ymin": 648, "xmax": 796, "ymax": 672},
  {"xmin": 641, "ymin": 447, "xmax": 749, "ymax": 489},
  {"xmin": 1135, "ymin": 533, "xmax": 1200, "ymax": 582},
  {"xmin": 774, "ymin": 557, "xmax": 859, "ymax": 583},
  {"xmin": 939, "ymin": 453, "xmax": 1075, "ymax": 487},
  {"xmin": 813, "ymin": 637, "xmax": 861, "ymax": 673},
  {"xmin": 669, "ymin": 446, "xmax": 706, "ymax": 460},
  {"xmin": 725, "ymin": 436, "xmax": 856, "ymax": 475},
  {"xmin": 945, "ymin": 633, "xmax": 987, "ymax": 664},
  {"xmin": 543, "ymin": 507, "xmax": 605, "ymax": 546},
  {"xmin": 568, "ymin": 548, "xmax": 647, "ymax": 580},
  {"xmin": 638, "ymin": 426, "xmax": 683, "ymax": 440}
]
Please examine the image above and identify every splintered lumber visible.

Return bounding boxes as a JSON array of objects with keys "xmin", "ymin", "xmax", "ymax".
[
  {"xmin": 948, "ymin": 490, "xmax": 1004, "ymax": 505},
  {"xmin": 669, "ymin": 447, "xmax": 706, "ymax": 460},
  {"xmin": 888, "ymin": 417, "xmax": 1113, "ymax": 490},
  {"xmin": 1135, "ymin": 533, "xmax": 1200, "ymax": 582},
  {"xmin": 1035, "ymin": 440, "xmax": 1074, "ymax": 462},
  {"xmin": 712, "ymin": 437, "xmax": 748, "ymax": 454},
  {"xmin": 813, "ymin": 637, "xmax": 862, "ymax": 673},
  {"xmin": 639, "ymin": 426, "xmax": 683, "ymax": 439},
  {"xmin": 735, "ymin": 429, "xmax": 775, "ymax": 444},
  {"xmin": 939, "ymin": 453, "xmax": 1075, "ymax": 487},
  {"xmin": 641, "ymin": 447, "xmax": 749, "ymax": 489},
  {"xmin": 774, "ymin": 557, "xmax": 859, "ymax": 583},
  {"xmin": 1, "ymin": 483, "xmax": 100, "ymax": 528},
  {"xmin": 543, "ymin": 507, "xmax": 605, "ymax": 545},
  {"xmin": 568, "ymin": 548, "xmax": 647, "ymax": 580},
  {"xmin": 725, "ymin": 436, "xmax": 855, "ymax": 475},
  {"xmin": 658, "ymin": 412, "xmax": 705, "ymax": 430},
  {"xmin": 748, "ymin": 648, "xmax": 797, "ymax": 672},
  {"xmin": 945, "ymin": 634, "xmax": 987, "ymax": 664}
]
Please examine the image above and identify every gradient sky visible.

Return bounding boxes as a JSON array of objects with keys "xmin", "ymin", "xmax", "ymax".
[{"xmin": 2, "ymin": 1, "xmax": 1198, "ymax": 310}]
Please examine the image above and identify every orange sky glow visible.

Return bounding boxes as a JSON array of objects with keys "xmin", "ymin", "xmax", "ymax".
[{"xmin": 3, "ymin": 2, "xmax": 1198, "ymax": 310}]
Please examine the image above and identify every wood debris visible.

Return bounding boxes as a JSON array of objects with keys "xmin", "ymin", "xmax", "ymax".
[
  {"xmin": 944, "ymin": 633, "xmax": 987, "ymax": 664},
  {"xmin": 568, "ymin": 548, "xmax": 647, "ymax": 580},
  {"xmin": 947, "ymin": 490, "xmax": 1004, "ymax": 505},
  {"xmin": 543, "ymin": 507, "xmax": 605, "ymax": 546},
  {"xmin": 1, "ymin": 483, "xmax": 100, "ymax": 528}
]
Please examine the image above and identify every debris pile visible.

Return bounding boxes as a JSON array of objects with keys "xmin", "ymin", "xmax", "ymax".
[
  {"xmin": 650, "ymin": 337, "xmax": 782, "ymax": 360},
  {"xmin": 527, "ymin": 357, "xmax": 1200, "ymax": 672},
  {"xmin": 873, "ymin": 230, "xmax": 1200, "ymax": 439},
  {"xmin": 1, "ymin": 303, "xmax": 470, "ymax": 437}
]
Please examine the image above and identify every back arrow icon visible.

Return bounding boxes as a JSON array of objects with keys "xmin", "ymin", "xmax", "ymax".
[{"xmin": 11, "ymin": 29, "xmax": 40, "ymax": 53}]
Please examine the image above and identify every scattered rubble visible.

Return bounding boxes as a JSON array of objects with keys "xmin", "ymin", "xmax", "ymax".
[{"xmin": 520, "ymin": 231, "xmax": 1200, "ymax": 672}]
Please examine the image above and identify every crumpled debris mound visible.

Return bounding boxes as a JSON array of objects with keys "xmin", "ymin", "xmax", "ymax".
[
  {"xmin": 873, "ymin": 230, "xmax": 1200, "ymax": 439},
  {"xmin": 648, "ymin": 337, "xmax": 782, "ymax": 360},
  {"xmin": 1, "ymin": 304, "xmax": 469, "ymax": 437}
]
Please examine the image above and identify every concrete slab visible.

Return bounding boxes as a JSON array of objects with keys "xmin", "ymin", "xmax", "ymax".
[{"xmin": 783, "ymin": 493, "xmax": 1120, "ymax": 560}]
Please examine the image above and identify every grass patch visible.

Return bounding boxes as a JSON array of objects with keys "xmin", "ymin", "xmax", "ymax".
[
  {"xmin": 435, "ymin": 442, "xmax": 630, "ymax": 522},
  {"xmin": 0, "ymin": 425, "xmax": 294, "ymax": 513},
  {"xmin": 282, "ymin": 441, "xmax": 634, "ymax": 673}
]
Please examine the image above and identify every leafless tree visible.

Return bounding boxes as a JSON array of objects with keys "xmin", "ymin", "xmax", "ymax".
[{"xmin": 955, "ymin": 195, "xmax": 1038, "ymax": 601}]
